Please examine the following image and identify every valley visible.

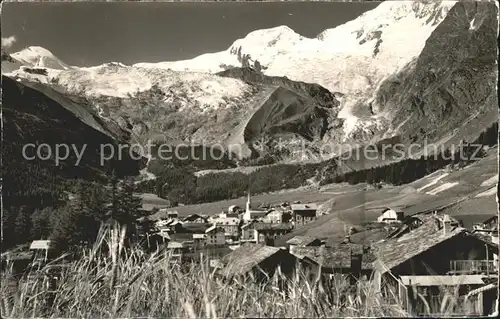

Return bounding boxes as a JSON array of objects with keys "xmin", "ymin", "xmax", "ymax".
[{"xmin": 1, "ymin": 1, "xmax": 498, "ymax": 318}]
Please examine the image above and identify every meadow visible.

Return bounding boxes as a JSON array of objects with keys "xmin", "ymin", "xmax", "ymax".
[{"xmin": 0, "ymin": 224, "xmax": 412, "ymax": 318}]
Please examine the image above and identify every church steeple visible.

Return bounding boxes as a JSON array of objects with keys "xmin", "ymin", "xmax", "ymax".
[{"xmin": 246, "ymin": 189, "xmax": 251, "ymax": 212}]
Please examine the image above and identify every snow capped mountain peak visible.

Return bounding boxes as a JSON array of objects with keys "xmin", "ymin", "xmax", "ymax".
[
  {"xmin": 11, "ymin": 46, "xmax": 70, "ymax": 70},
  {"xmin": 230, "ymin": 25, "xmax": 302, "ymax": 50}
]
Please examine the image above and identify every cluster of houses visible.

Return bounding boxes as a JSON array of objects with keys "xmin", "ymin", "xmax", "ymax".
[
  {"xmin": 209, "ymin": 212, "xmax": 499, "ymax": 316},
  {"xmin": 140, "ymin": 194, "xmax": 499, "ymax": 316},
  {"xmin": 144, "ymin": 193, "xmax": 319, "ymax": 258},
  {"xmin": 2, "ymin": 192, "xmax": 498, "ymax": 316}
]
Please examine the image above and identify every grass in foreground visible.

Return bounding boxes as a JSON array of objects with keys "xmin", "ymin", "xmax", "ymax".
[{"xmin": 2, "ymin": 225, "xmax": 411, "ymax": 318}]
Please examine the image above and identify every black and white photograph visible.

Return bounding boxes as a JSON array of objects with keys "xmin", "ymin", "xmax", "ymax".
[{"xmin": 1, "ymin": 0, "xmax": 499, "ymax": 317}]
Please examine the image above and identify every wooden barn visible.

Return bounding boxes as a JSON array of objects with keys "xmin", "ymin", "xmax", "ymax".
[
  {"xmin": 216, "ymin": 243, "xmax": 299, "ymax": 285},
  {"xmin": 371, "ymin": 214, "xmax": 498, "ymax": 316}
]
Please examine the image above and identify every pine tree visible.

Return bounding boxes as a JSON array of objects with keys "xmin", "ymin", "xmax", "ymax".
[
  {"xmin": 14, "ymin": 206, "xmax": 32, "ymax": 244},
  {"xmin": 31, "ymin": 208, "xmax": 51, "ymax": 240},
  {"xmin": 113, "ymin": 177, "xmax": 144, "ymax": 242},
  {"xmin": 50, "ymin": 205, "xmax": 80, "ymax": 251}
]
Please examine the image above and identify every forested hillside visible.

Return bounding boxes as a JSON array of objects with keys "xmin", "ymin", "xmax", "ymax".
[{"xmin": 1, "ymin": 76, "xmax": 144, "ymax": 249}]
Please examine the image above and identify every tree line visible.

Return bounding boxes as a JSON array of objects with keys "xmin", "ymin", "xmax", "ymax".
[
  {"xmin": 330, "ymin": 122, "xmax": 498, "ymax": 186},
  {"xmin": 2, "ymin": 177, "xmax": 149, "ymax": 252},
  {"xmin": 137, "ymin": 122, "xmax": 497, "ymax": 206}
]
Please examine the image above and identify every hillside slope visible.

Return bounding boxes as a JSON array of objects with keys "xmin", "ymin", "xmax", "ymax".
[
  {"xmin": 276, "ymin": 146, "xmax": 498, "ymax": 246},
  {"xmin": 1, "ymin": 76, "xmax": 144, "ymax": 210},
  {"xmin": 134, "ymin": 1, "xmax": 458, "ymax": 140},
  {"xmin": 2, "ymin": 1, "xmax": 497, "ymax": 169},
  {"xmin": 4, "ymin": 62, "xmax": 342, "ymax": 162},
  {"xmin": 360, "ymin": 0, "xmax": 498, "ymax": 147}
]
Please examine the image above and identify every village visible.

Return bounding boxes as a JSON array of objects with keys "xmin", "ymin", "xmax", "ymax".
[
  {"xmin": 141, "ymin": 191, "xmax": 499, "ymax": 317},
  {"xmin": 8, "ymin": 190, "xmax": 497, "ymax": 317}
]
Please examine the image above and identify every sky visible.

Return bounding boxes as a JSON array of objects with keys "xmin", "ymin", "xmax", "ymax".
[{"xmin": 1, "ymin": 1, "xmax": 380, "ymax": 67}]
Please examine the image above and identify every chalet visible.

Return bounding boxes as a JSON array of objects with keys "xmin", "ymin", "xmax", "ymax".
[
  {"xmin": 371, "ymin": 214, "xmax": 499, "ymax": 316},
  {"xmin": 286, "ymin": 236, "xmax": 323, "ymax": 248},
  {"xmin": 290, "ymin": 244, "xmax": 375, "ymax": 285},
  {"xmin": 473, "ymin": 215, "xmax": 498, "ymax": 234},
  {"xmin": 182, "ymin": 214, "xmax": 208, "ymax": 223},
  {"xmin": 482, "ymin": 216, "xmax": 498, "ymax": 230},
  {"xmin": 254, "ymin": 223, "xmax": 294, "ymax": 245},
  {"xmin": 377, "ymin": 208, "xmax": 404, "ymax": 223},
  {"xmin": 227, "ymin": 205, "xmax": 241, "ymax": 214},
  {"xmin": 1, "ymin": 251, "xmax": 34, "ymax": 275},
  {"xmin": 137, "ymin": 193, "xmax": 171, "ymax": 213},
  {"xmin": 214, "ymin": 217, "xmax": 240, "ymax": 239},
  {"xmin": 179, "ymin": 222, "xmax": 211, "ymax": 234},
  {"xmin": 167, "ymin": 210, "xmax": 179, "ymax": 219},
  {"xmin": 262, "ymin": 208, "xmax": 292, "ymax": 224},
  {"xmin": 156, "ymin": 219, "xmax": 186, "ymax": 233},
  {"xmin": 30, "ymin": 240, "xmax": 54, "ymax": 263},
  {"xmin": 216, "ymin": 243, "xmax": 299, "ymax": 285},
  {"xmin": 290, "ymin": 203, "xmax": 318, "ymax": 226},
  {"xmin": 166, "ymin": 241, "xmax": 187, "ymax": 262},
  {"xmin": 387, "ymin": 213, "xmax": 460, "ymax": 239},
  {"xmin": 240, "ymin": 221, "xmax": 258, "ymax": 243},
  {"xmin": 192, "ymin": 233, "xmax": 206, "ymax": 249},
  {"xmin": 144, "ymin": 231, "xmax": 170, "ymax": 252},
  {"xmin": 205, "ymin": 225, "xmax": 226, "ymax": 246},
  {"xmin": 221, "ymin": 207, "xmax": 240, "ymax": 218}
]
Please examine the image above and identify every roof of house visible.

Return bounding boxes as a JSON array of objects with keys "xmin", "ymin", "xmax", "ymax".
[
  {"xmin": 214, "ymin": 217, "xmax": 240, "ymax": 226},
  {"xmin": 349, "ymin": 228, "xmax": 391, "ymax": 245},
  {"xmin": 181, "ymin": 222, "xmax": 212, "ymax": 233},
  {"xmin": 372, "ymin": 218, "xmax": 468, "ymax": 274},
  {"xmin": 254, "ymin": 223, "xmax": 293, "ymax": 231},
  {"xmin": 205, "ymin": 225, "xmax": 223, "ymax": 234},
  {"xmin": 291, "ymin": 203, "xmax": 318, "ymax": 211},
  {"xmin": 183, "ymin": 214, "xmax": 206, "ymax": 221},
  {"xmin": 399, "ymin": 275, "xmax": 487, "ymax": 286},
  {"xmin": 286, "ymin": 236, "xmax": 321, "ymax": 246},
  {"xmin": 30, "ymin": 240, "xmax": 52, "ymax": 250},
  {"xmin": 483, "ymin": 215, "xmax": 498, "ymax": 224},
  {"xmin": 241, "ymin": 220, "xmax": 258, "ymax": 229},
  {"xmin": 1, "ymin": 251, "xmax": 34, "ymax": 261},
  {"xmin": 169, "ymin": 233, "xmax": 196, "ymax": 243},
  {"xmin": 153, "ymin": 232, "xmax": 171, "ymax": 240},
  {"xmin": 247, "ymin": 210, "xmax": 269, "ymax": 216},
  {"xmin": 389, "ymin": 213, "xmax": 461, "ymax": 239},
  {"xmin": 381, "ymin": 208, "xmax": 395, "ymax": 214},
  {"xmin": 219, "ymin": 243, "xmax": 284, "ymax": 277},
  {"xmin": 193, "ymin": 234, "xmax": 206, "ymax": 239},
  {"xmin": 471, "ymin": 232, "xmax": 500, "ymax": 249},
  {"xmin": 167, "ymin": 241, "xmax": 184, "ymax": 249},
  {"xmin": 265, "ymin": 208, "xmax": 285, "ymax": 215},
  {"xmin": 290, "ymin": 245, "xmax": 355, "ymax": 269}
]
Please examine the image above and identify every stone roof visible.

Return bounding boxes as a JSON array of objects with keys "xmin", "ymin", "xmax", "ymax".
[
  {"xmin": 291, "ymin": 203, "xmax": 318, "ymax": 211},
  {"xmin": 290, "ymin": 245, "xmax": 360, "ymax": 269},
  {"xmin": 286, "ymin": 236, "xmax": 321, "ymax": 246},
  {"xmin": 254, "ymin": 223, "xmax": 293, "ymax": 231},
  {"xmin": 219, "ymin": 243, "xmax": 284, "ymax": 278},
  {"xmin": 214, "ymin": 217, "xmax": 240, "ymax": 226},
  {"xmin": 372, "ymin": 218, "xmax": 467, "ymax": 274},
  {"xmin": 30, "ymin": 240, "xmax": 52, "ymax": 250}
]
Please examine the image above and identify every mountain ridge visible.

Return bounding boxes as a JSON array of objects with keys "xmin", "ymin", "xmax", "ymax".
[{"xmin": 2, "ymin": 0, "xmax": 497, "ymax": 167}]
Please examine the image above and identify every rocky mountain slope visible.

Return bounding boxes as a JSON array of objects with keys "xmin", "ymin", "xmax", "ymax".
[
  {"xmin": 134, "ymin": 1, "xmax": 459, "ymax": 140},
  {"xmin": 356, "ymin": 0, "xmax": 499, "ymax": 149},
  {"xmin": 1, "ymin": 76, "xmax": 144, "ymax": 209},
  {"xmin": 2, "ymin": 0, "xmax": 497, "ymax": 168},
  {"xmin": 4, "ymin": 56, "xmax": 342, "ymax": 162}
]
